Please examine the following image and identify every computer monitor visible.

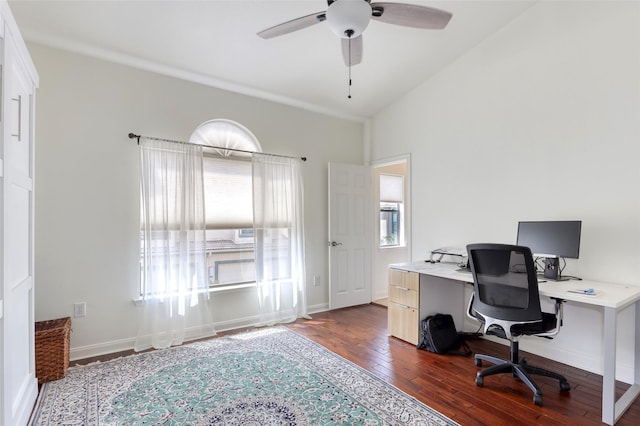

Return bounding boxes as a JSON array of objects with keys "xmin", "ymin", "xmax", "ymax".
[{"xmin": 516, "ymin": 220, "xmax": 582, "ymax": 281}]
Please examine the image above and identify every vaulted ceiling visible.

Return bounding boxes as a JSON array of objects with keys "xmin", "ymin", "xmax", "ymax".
[{"xmin": 9, "ymin": 0, "xmax": 536, "ymax": 120}]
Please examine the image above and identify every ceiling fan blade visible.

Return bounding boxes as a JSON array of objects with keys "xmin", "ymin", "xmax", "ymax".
[
  {"xmin": 341, "ymin": 35, "xmax": 363, "ymax": 66},
  {"xmin": 370, "ymin": 2, "xmax": 452, "ymax": 29},
  {"xmin": 257, "ymin": 11, "xmax": 327, "ymax": 39}
]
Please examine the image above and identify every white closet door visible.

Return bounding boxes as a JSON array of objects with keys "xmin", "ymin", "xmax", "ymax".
[{"xmin": 1, "ymin": 15, "xmax": 38, "ymax": 425}]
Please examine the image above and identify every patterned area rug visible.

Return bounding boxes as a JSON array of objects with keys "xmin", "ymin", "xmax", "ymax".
[{"xmin": 30, "ymin": 327, "xmax": 458, "ymax": 425}]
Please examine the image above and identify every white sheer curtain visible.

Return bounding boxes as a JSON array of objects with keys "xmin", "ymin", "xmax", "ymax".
[
  {"xmin": 136, "ymin": 138, "xmax": 215, "ymax": 351},
  {"xmin": 252, "ymin": 153, "xmax": 309, "ymax": 324}
]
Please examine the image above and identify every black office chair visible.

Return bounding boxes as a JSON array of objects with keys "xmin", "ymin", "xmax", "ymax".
[{"xmin": 466, "ymin": 243, "xmax": 571, "ymax": 406}]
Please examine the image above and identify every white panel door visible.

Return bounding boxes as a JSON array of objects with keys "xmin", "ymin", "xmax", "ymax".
[
  {"xmin": 328, "ymin": 163, "xmax": 372, "ymax": 309},
  {"xmin": 1, "ymin": 21, "xmax": 38, "ymax": 425}
]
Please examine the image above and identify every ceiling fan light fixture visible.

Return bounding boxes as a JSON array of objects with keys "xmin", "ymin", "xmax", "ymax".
[{"xmin": 326, "ymin": 0, "xmax": 372, "ymax": 39}]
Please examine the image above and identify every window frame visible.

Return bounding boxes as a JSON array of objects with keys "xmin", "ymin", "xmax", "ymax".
[{"xmin": 139, "ymin": 120, "xmax": 263, "ymax": 296}]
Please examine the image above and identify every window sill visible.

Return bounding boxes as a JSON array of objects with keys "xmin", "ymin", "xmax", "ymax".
[
  {"xmin": 380, "ymin": 245, "xmax": 406, "ymax": 250},
  {"xmin": 133, "ymin": 282, "xmax": 257, "ymax": 306}
]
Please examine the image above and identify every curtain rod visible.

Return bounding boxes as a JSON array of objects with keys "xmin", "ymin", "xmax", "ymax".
[{"xmin": 128, "ymin": 133, "xmax": 307, "ymax": 162}]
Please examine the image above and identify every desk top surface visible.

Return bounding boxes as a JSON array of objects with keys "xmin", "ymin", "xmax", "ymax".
[{"xmin": 390, "ymin": 261, "xmax": 640, "ymax": 310}]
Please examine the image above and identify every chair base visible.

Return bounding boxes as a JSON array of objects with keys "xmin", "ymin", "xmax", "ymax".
[{"xmin": 474, "ymin": 353, "xmax": 571, "ymax": 406}]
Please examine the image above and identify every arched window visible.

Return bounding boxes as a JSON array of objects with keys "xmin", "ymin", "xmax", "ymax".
[
  {"xmin": 190, "ymin": 119, "xmax": 262, "ymax": 157},
  {"xmin": 190, "ymin": 119, "xmax": 261, "ymax": 288}
]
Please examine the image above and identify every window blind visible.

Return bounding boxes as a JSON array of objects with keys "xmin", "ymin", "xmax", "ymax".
[
  {"xmin": 204, "ymin": 156, "xmax": 253, "ymax": 229},
  {"xmin": 380, "ymin": 174, "xmax": 404, "ymax": 203}
]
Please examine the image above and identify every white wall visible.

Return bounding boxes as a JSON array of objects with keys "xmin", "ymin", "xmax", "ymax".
[
  {"xmin": 370, "ymin": 1, "xmax": 640, "ymax": 381},
  {"xmin": 29, "ymin": 43, "xmax": 364, "ymax": 359}
]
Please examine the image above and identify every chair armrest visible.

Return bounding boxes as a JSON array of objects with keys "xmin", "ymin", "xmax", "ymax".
[
  {"xmin": 466, "ymin": 293, "xmax": 478, "ymax": 322},
  {"xmin": 552, "ymin": 297, "xmax": 565, "ymax": 327},
  {"xmin": 537, "ymin": 298, "xmax": 566, "ymax": 338}
]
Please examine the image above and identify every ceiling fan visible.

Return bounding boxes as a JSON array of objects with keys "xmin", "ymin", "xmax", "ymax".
[{"xmin": 257, "ymin": 0, "xmax": 453, "ymax": 67}]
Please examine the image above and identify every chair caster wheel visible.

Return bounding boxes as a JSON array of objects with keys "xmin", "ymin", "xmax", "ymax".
[
  {"xmin": 534, "ymin": 394, "xmax": 543, "ymax": 406},
  {"xmin": 475, "ymin": 359, "xmax": 482, "ymax": 367},
  {"xmin": 560, "ymin": 381, "xmax": 571, "ymax": 392},
  {"xmin": 476, "ymin": 376, "xmax": 484, "ymax": 387}
]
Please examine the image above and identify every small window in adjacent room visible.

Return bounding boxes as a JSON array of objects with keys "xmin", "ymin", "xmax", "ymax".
[
  {"xmin": 380, "ymin": 174, "xmax": 404, "ymax": 247},
  {"xmin": 380, "ymin": 202, "xmax": 400, "ymax": 246}
]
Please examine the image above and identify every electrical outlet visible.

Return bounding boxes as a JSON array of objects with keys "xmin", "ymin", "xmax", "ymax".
[
  {"xmin": 313, "ymin": 275, "xmax": 321, "ymax": 287},
  {"xmin": 73, "ymin": 302, "xmax": 86, "ymax": 318}
]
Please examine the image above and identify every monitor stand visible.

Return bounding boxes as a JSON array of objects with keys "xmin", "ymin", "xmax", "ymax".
[{"xmin": 543, "ymin": 257, "xmax": 570, "ymax": 281}]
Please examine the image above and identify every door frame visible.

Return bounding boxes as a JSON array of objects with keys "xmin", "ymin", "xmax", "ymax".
[{"xmin": 371, "ymin": 154, "xmax": 412, "ymax": 302}]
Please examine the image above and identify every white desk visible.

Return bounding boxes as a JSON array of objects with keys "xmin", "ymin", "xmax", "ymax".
[{"xmin": 390, "ymin": 261, "xmax": 640, "ymax": 425}]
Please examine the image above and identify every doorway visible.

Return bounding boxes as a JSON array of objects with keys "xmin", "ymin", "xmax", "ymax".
[{"xmin": 372, "ymin": 156, "xmax": 411, "ymax": 305}]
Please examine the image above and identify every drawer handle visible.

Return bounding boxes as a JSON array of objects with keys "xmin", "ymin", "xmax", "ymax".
[
  {"xmin": 396, "ymin": 286, "xmax": 409, "ymax": 291},
  {"xmin": 396, "ymin": 303, "xmax": 410, "ymax": 309}
]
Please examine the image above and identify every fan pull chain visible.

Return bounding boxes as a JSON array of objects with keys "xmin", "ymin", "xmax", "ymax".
[
  {"xmin": 347, "ymin": 32, "xmax": 353, "ymax": 99},
  {"xmin": 348, "ymin": 60, "xmax": 352, "ymax": 99}
]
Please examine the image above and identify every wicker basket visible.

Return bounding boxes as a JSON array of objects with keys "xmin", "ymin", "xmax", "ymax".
[{"xmin": 35, "ymin": 317, "xmax": 71, "ymax": 384}]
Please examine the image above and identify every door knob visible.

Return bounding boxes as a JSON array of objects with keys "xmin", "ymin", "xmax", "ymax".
[{"xmin": 329, "ymin": 241, "xmax": 342, "ymax": 247}]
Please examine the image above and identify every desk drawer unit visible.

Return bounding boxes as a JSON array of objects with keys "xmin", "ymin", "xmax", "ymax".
[{"xmin": 388, "ymin": 268, "xmax": 419, "ymax": 345}]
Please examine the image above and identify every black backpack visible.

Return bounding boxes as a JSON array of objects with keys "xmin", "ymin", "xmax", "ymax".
[{"xmin": 417, "ymin": 313, "xmax": 472, "ymax": 356}]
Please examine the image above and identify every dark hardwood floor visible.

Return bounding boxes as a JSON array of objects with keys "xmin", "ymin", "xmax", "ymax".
[
  {"xmin": 287, "ymin": 304, "xmax": 640, "ymax": 426},
  {"xmin": 75, "ymin": 303, "xmax": 640, "ymax": 425}
]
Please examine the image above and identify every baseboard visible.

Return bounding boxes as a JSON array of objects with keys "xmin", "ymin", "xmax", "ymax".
[
  {"xmin": 373, "ymin": 290, "xmax": 388, "ymax": 302},
  {"xmin": 522, "ymin": 337, "xmax": 633, "ymax": 384},
  {"xmin": 307, "ymin": 302, "xmax": 329, "ymax": 314},
  {"xmin": 69, "ymin": 335, "xmax": 138, "ymax": 362},
  {"xmin": 12, "ymin": 376, "xmax": 38, "ymax": 426},
  {"xmin": 70, "ymin": 304, "xmax": 331, "ymax": 361},
  {"xmin": 372, "ymin": 297, "xmax": 388, "ymax": 307},
  {"xmin": 478, "ymin": 334, "xmax": 634, "ymax": 385},
  {"xmin": 71, "ymin": 303, "xmax": 634, "ymax": 384}
]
